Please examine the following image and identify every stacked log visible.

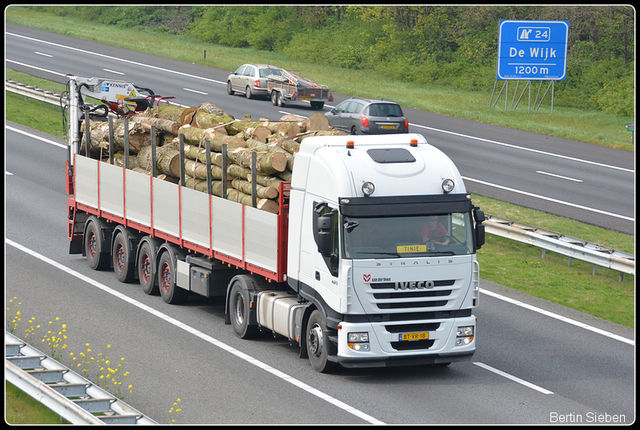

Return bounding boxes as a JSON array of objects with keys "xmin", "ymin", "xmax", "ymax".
[{"xmin": 82, "ymin": 102, "xmax": 346, "ymax": 214}]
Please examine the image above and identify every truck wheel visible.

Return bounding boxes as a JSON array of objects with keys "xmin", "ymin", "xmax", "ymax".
[
  {"xmin": 158, "ymin": 250, "xmax": 188, "ymax": 304},
  {"xmin": 112, "ymin": 231, "xmax": 135, "ymax": 283},
  {"xmin": 271, "ymin": 91, "xmax": 278, "ymax": 106},
  {"xmin": 227, "ymin": 81, "xmax": 234, "ymax": 95},
  {"xmin": 245, "ymin": 86, "xmax": 253, "ymax": 99},
  {"xmin": 85, "ymin": 217, "xmax": 109, "ymax": 270},
  {"xmin": 306, "ymin": 310, "xmax": 338, "ymax": 373},
  {"xmin": 229, "ymin": 279, "xmax": 259, "ymax": 339},
  {"xmin": 137, "ymin": 240, "xmax": 159, "ymax": 295}
]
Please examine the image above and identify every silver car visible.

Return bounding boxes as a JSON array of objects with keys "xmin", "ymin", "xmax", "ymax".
[
  {"xmin": 227, "ymin": 63, "xmax": 283, "ymax": 99},
  {"xmin": 325, "ymin": 97, "xmax": 408, "ymax": 134}
]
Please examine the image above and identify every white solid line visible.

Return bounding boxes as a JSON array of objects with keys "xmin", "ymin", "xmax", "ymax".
[
  {"xmin": 410, "ymin": 123, "xmax": 633, "ymax": 173},
  {"xmin": 5, "ymin": 59, "xmax": 66, "ymax": 77},
  {"xmin": 463, "ymin": 176, "xmax": 633, "ymax": 222},
  {"xmin": 183, "ymin": 87, "xmax": 208, "ymax": 95},
  {"xmin": 103, "ymin": 68, "xmax": 124, "ymax": 75},
  {"xmin": 7, "ymin": 32, "xmax": 226, "ymax": 85},
  {"xmin": 7, "ymin": 126, "xmax": 67, "ymax": 149},
  {"xmin": 34, "ymin": 51, "xmax": 53, "ymax": 57},
  {"xmin": 535, "ymin": 170, "xmax": 583, "ymax": 182},
  {"xmin": 480, "ymin": 288, "xmax": 634, "ymax": 346},
  {"xmin": 6, "ymin": 239, "xmax": 385, "ymax": 426},
  {"xmin": 473, "ymin": 362, "xmax": 554, "ymax": 395}
]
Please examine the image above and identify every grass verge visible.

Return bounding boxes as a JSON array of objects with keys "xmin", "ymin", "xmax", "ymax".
[{"xmin": 5, "ymin": 381, "xmax": 66, "ymax": 424}]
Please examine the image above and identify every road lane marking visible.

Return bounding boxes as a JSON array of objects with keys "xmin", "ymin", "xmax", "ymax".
[
  {"xmin": 183, "ymin": 87, "xmax": 208, "ymax": 95},
  {"xmin": 103, "ymin": 68, "xmax": 124, "ymax": 75},
  {"xmin": 34, "ymin": 51, "xmax": 53, "ymax": 57},
  {"xmin": 473, "ymin": 362, "xmax": 554, "ymax": 395},
  {"xmin": 7, "ymin": 126, "xmax": 67, "ymax": 149},
  {"xmin": 6, "ymin": 239, "xmax": 385, "ymax": 425},
  {"xmin": 409, "ymin": 123, "xmax": 633, "ymax": 173},
  {"xmin": 463, "ymin": 176, "xmax": 633, "ymax": 222},
  {"xmin": 536, "ymin": 171, "xmax": 583, "ymax": 182},
  {"xmin": 480, "ymin": 288, "xmax": 634, "ymax": 346}
]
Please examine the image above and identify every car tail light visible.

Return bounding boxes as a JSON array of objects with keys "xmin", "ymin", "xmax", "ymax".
[
  {"xmin": 360, "ymin": 116, "xmax": 369, "ymax": 127},
  {"xmin": 405, "ymin": 119, "xmax": 409, "ymax": 130},
  {"xmin": 254, "ymin": 80, "xmax": 261, "ymax": 88}
]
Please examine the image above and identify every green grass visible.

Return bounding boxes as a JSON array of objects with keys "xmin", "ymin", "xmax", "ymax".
[
  {"xmin": 5, "ymin": 6, "xmax": 635, "ymax": 151},
  {"xmin": 5, "ymin": 381, "xmax": 66, "ymax": 424}
]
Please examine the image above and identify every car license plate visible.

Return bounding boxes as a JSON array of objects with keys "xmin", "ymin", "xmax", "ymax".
[
  {"xmin": 380, "ymin": 124, "xmax": 396, "ymax": 130},
  {"xmin": 300, "ymin": 97, "xmax": 311, "ymax": 101},
  {"xmin": 399, "ymin": 332, "xmax": 429, "ymax": 341}
]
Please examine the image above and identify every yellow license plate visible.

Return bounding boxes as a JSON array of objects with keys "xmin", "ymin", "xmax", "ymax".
[
  {"xmin": 300, "ymin": 97, "xmax": 311, "ymax": 101},
  {"xmin": 397, "ymin": 245, "xmax": 426, "ymax": 253},
  {"xmin": 380, "ymin": 125, "xmax": 396, "ymax": 130},
  {"xmin": 400, "ymin": 332, "xmax": 429, "ymax": 341}
]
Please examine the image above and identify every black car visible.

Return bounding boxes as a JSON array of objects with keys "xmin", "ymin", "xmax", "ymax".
[{"xmin": 325, "ymin": 97, "xmax": 408, "ymax": 134}]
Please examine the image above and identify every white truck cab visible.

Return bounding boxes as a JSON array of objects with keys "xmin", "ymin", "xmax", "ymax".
[{"xmin": 287, "ymin": 133, "xmax": 484, "ymax": 370}]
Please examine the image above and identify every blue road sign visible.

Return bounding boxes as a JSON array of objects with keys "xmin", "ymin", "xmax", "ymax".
[{"xmin": 497, "ymin": 20, "xmax": 569, "ymax": 80}]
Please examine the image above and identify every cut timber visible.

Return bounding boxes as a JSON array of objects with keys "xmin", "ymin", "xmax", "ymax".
[
  {"xmin": 129, "ymin": 115, "xmax": 180, "ymax": 134},
  {"xmin": 305, "ymin": 112, "xmax": 329, "ymax": 131},
  {"xmin": 231, "ymin": 148, "xmax": 287, "ymax": 174},
  {"xmin": 231, "ymin": 178, "xmax": 278, "ymax": 199}
]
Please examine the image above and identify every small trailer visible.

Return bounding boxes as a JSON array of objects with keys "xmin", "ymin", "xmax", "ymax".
[{"xmin": 268, "ymin": 69, "xmax": 332, "ymax": 109}]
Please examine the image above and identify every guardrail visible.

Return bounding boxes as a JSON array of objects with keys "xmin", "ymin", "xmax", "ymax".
[
  {"xmin": 6, "ymin": 331, "xmax": 157, "ymax": 425},
  {"xmin": 484, "ymin": 215, "xmax": 634, "ymax": 279},
  {"xmin": 7, "ymin": 78, "xmax": 635, "ymax": 279}
]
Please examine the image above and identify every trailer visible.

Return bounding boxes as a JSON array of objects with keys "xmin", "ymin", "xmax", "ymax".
[
  {"xmin": 65, "ymin": 76, "xmax": 485, "ymax": 373},
  {"xmin": 267, "ymin": 69, "xmax": 332, "ymax": 109}
]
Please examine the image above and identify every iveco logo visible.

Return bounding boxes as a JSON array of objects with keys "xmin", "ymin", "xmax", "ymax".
[{"xmin": 394, "ymin": 281, "xmax": 435, "ymax": 290}]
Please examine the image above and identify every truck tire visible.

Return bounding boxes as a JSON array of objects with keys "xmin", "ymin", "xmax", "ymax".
[
  {"xmin": 84, "ymin": 216, "xmax": 110, "ymax": 271},
  {"xmin": 306, "ymin": 310, "xmax": 338, "ymax": 373},
  {"xmin": 137, "ymin": 239, "xmax": 159, "ymax": 295},
  {"xmin": 112, "ymin": 230, "xmax": 136, "ymax": 283},
  {"xmin": 229, "ymin": 278, "xmax": 259, "ymax": 339},
  {"xmin": 227, "ymin": 81, "xmax": 234, "ymax": 95},
  {"xmin": 158, "ymin": 249, "xmax": 188, "ymax": 304}
]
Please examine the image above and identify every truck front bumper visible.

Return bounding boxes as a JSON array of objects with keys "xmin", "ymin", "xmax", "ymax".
[{"xmin": 335, "ymin": 315, "xmax": 476, "ymax": 368}]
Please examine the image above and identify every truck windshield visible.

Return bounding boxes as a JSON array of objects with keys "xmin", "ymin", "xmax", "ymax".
[{"xmin": 342, "ymin": 212, "xmax": 474, "ymax": 259}]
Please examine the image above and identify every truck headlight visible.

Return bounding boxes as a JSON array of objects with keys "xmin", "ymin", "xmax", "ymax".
[
  {"xmin": 455, "ymin": 326, "xmax": 474, "ymax": 346},
  {"xmin": 348, "ymin": 332, "xmax": 370, "ymax": 351}
]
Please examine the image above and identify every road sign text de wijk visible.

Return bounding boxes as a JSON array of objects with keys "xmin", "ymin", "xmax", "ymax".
[{"xmin": 497, "ymin": 20, "xmax": 569, "ymax": 81}]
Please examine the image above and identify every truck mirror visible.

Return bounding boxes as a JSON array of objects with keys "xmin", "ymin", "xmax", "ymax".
[
  {"xmin": 473, "ymin": 208, "xmax": 485, "ymax": 223},
  {"xmin": 475, "ymin": 222, "xmax": 485, "ymax": 249},
  {"xmin": 316, "ymin": 214, "xmax": 334, "ymax": 255}
]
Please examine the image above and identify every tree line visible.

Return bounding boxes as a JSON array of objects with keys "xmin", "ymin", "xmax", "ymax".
[{"xmin": 35, "ymin": 6, "xmax": 634, "ymax": 115}]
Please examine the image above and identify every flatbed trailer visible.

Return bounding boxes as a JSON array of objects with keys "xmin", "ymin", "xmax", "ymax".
[{"xmin": 267, "ymin": 69, "xmax": 332, "ymax": 109}]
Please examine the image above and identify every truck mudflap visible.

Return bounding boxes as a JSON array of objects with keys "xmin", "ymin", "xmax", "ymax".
[{"xmin": 335, "ymin": 315, "xmax": 476, "ymax": 368}]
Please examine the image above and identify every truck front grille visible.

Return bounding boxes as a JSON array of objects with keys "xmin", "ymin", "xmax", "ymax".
[{"xmin": 369, "ymin": 280, "xmax": 454, "ymax": 311}]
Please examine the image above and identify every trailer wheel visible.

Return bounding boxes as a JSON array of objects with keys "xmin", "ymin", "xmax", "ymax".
[
  {"xmin": 227, "ymin": 81, "xmax": 234, "ymax": 95},
  {"xmin": 277, "ymin": 92, "xmax": 285, "ymax": 107},
  {"xmin": 158, "ymin": 250, "xmax": 188, "ymax": 304},
  {"xmin": 137, "ymin": 240, "xmax": 159, "ymax": 295},
  {"xmin": 85, "ymin": 217, "xmax": 110, "ymax": 271},
  {"xmin": 229, "ymin": 278, "xmax": 259, "ymax": 339},
  {"xmin": 112, "ymin": 231, "xmax": 135, "ymax": 283},
  {"xmin": 306, "ymin": 310, "xmax": 338, "ymax": 373},
  {"xmin": 311, "ymin": 101, "xmax": 324, "ymax": 109},
  {"xmin": 271, "ymin": 91, "xmax": 278, "ymax": 106}
]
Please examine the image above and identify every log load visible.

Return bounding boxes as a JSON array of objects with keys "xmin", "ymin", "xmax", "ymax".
[{"xmin": 82, "ymin": 105, "xmax": 347, "ymax": 214}]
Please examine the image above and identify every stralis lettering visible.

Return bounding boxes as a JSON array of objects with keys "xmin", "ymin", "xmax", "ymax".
[{"xmin": 394, "ymin": 281, "xmax": 435, "ymax": 290}]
